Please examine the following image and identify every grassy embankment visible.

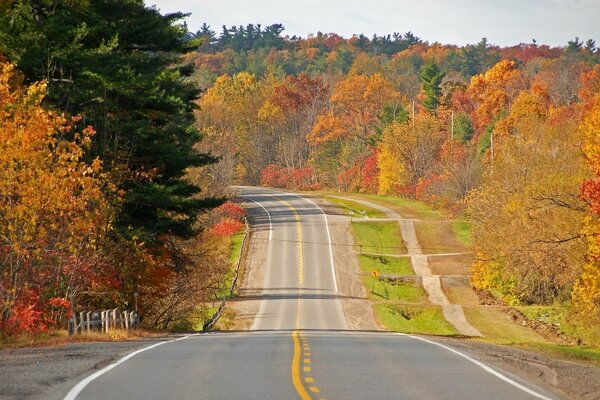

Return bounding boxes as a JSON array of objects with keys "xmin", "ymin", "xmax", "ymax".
[
  {"xmin": 192, "ymin": 229, "xmax": 246, "ymax": 331},
  {"xmin": 329, "ymin": 192, "xmax": 600, "ymax": 364},
  {"xmin": 327, "ymin": 196, "xmax": 457, "ymax": 335}
]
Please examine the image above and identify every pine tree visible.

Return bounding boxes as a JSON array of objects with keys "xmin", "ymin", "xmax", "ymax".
[
  {"xmin": 0, "ymin": 0, "xmax": 218, "ymax": 243},
  {"xmin": 419, "ymin": 59, "xmax": 445, "ymax": 113}
]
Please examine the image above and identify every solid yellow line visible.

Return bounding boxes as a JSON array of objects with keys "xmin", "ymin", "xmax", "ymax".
[
  {"xmin": 297, "ymin": 222, "xmax": 303, "ymax": 284},
  {"xmin": 292, "ymin": 331, "xmax": 312, "ymax": 400}
]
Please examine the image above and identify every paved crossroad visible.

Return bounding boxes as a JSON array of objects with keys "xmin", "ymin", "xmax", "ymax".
[{"xmin": 60, "ymin": 187, "xmax": 560, "ymax": 400}]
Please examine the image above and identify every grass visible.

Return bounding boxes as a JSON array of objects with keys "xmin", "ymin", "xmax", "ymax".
[
  {"xmin": 517, "ymin": 305, "xmax": 600, "ymax": 346},
  {"xmin": 451, "ymin": 220, "xmax": 471, "ymax": 246},
  {"xmin": 366, "ymin": 276, "xmax": 426, "ymax": 302},
  {"xmin": 358, "ymin": 254, "xmax": 413, "ymax": 275},
  {"xmin": 359, "ymin": 193, "xmax": 445, "ymax": 220},
  {"xmin": 352, "ymin": 221, "xmax": 406, "ymax": 255},
  {"xmin": 375, "ymin": 304, "xmax": 459, "ymax": 335},
  {"xmin": 0, "ymin": 329, "xmax": 166, "ymax": 349},
  {"xmin": 462, "ymin": 307, "xmax": 547, "ymax": 345},
  {"xmin": 529, "ymin": 344, "xmax": 600, "ymax": 365},
  {"xmin": 324, "ymin": 196, "xmax": 386, "ymax": 218},
  {"xmin": 229, "ymin": 231, "xmax": 245, "ymax": 266}
]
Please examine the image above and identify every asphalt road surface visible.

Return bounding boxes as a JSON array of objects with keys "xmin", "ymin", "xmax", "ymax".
[{"xmin": 56, "ymin": 187, "xmax": 561, "ymax": 400}]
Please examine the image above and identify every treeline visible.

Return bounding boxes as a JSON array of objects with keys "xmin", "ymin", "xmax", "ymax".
[
  {"xmin": 186, "ymin": 23, "xmax": 599, "ymax": 90},
  {"xmin": 195, "ymin": 24, "xmax": 600, "ymax": 338},
  {"xmin": 0, "ymin": 1, "xmax": 234, "ymax": 336}
]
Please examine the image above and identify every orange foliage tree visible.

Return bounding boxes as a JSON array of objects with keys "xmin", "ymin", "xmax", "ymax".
[
  {"xmin": 467, "ymin": 59, "xmax": 526, "ymax": 131},
  {"xmin": 0, "ymin": 63, "xmax": 111, "ymax": 335},
  {"xmin": 308, "ymin": 73, "xmax": 402, "ymax": 144}
]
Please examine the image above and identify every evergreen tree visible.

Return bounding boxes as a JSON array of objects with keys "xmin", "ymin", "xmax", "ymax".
[
  {"xmin": 0, "ymin": 0, "xmax": 218, "ymax": 243},
  {"xmin": 419, "ymin": 59, "xmax": 445, "ymax": 113}
]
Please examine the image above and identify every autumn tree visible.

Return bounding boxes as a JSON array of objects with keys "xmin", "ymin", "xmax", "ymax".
[
  {"xmin": 0, "ymin": 0, "xmax": 217, "ymax": 244},
  {"xmin": 469, "ymin": 113, "xmax": 588, "ymax": 304},
  {"xmin": 0, "ymin": 63, "xmax": 111, "ymax": 335},
  {"xmin": 308, "ymin": 73, "xmax": 403, "ymax": 186},
  {"xmin": 467, "ymin": 59, "xmax": 526, "ymax": 131},
  {"xmin": 377, "ymin": 112, "xmax": 446, "ymax": 196},
  {"xmin": 572, "ymin": 95, "xmax": 600, "ymax": 327}
]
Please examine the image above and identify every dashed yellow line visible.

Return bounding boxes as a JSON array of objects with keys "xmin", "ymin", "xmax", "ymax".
[{"xmin": 292, "ymin": 330, "xmax": 312, "ymax": 400}]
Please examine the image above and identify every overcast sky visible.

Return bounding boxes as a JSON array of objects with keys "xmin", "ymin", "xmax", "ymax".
[{"xmin": 147, "ymin": 0, "xmax": 600, "ymax": 47}]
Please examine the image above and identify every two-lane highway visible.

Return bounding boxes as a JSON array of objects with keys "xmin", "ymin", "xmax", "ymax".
[
  {"xmin": 58, "ymin": 186, "xmax": 561, "ymax": 400},
  {"xmin": 245, "ymin": 187, "xmax": 345, "ymax": 332}
]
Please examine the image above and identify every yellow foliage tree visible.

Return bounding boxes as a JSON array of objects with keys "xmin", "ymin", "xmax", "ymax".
[
  {"xmin": 572, "ymin": 94, "xmax": 600, "ymax": 326},
  {"xmin": 0, "ymin": 62, "xmax": 110, "ymax": 334},
  {"xmin": 376, "ymin": 112, "xmax": 445, "ymax": 194},
  {"xmin": 468, "ymin": 114, "xmax": 588, "ymax": 304}
]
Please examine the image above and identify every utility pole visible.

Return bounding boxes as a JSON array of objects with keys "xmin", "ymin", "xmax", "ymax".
[
  {"xmin": 412, "ymin": 101, "xmax": 415, "ymax": 130},
  {"xmin": 451, "ymin": 110, "xmax": 454, "ymax": 140},
  {"xmin": 490, "ymin": 130, "xmax": 494, "ymax": 174}
]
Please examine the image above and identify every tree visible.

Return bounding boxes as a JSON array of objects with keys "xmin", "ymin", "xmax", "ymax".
[
  {"xmin": 377, "ymin": 112, "xmax": 446, "ymax": 195},
  {"xmin": 419, "ymin": 59, "xmax": 445, "ymax": 113},
  {"xmin": 469, "ymin": 114, "xmax": 588, "ymax": 304},
  {"xmin": 572, "ymin": 95, "xmax": 600, "ymax": 326},
  {"xmin": 468, "ymin": 59, "xmax": 526, "ymax": 130},
  {"xmin": 0, "ymin": 0, "xmax": 217, "ymax": 245},
  {"xmin": 0, "ymin": 62, "xmax": 111, "ymax": 335},
  {"xmin": 308, "ymin": 73, "xmax": 401, "ymax": 145}
]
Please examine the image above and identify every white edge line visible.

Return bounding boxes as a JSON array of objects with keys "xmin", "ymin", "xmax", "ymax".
[
  {"xmin": 241, "ymin": 196, "xmax": 272, "ymax": 241},
  {"xmin": 63, "ymin": 335, "xmax": 196, "ymax": 400},
  {"xmin": 284, "ymin": 192, "xmax": 338, "ymax": 294},
  {"xmin": 394, "ymin": 333, "xmax": 555, "ymax": 400}
]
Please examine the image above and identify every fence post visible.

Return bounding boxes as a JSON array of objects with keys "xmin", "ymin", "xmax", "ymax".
[
  {"xmin": 104, "ymin": 310, "xmax": 110, "ymax": 334},
  {"xmin": 86, "ymin": 311, "xmax": 91, "ymax": 333},
  {"xmin": 68, "ymin": 315, "xmax": 76, "ymax": 336},
  {"xmin": 79, "ymin": 312, "xmax": 85, "ymax": 334},
  {"xmin": 112, "ymin": 309, "xmax": 118, "ymax": 330}
]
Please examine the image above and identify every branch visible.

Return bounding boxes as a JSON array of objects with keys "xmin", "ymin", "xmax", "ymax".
[{"xmin": 532, "ymin": 195, "xmax": 586, "ymax": 212}]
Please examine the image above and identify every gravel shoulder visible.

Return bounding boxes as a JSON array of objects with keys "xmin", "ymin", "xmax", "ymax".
[
  {"xmin": 0, "ymin": 338, "xmax": 170, "ymax": 400},
  {"xmin": 435, "ymin": 337, "xmax": 600, "ymax": 400}
]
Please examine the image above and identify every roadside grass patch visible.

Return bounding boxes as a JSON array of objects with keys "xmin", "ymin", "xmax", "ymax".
[
  {"xmin": 517, "ymin": 305, "xmax": 600, "ymax": 347},
  {"xmin": 229, "ymin": 231, "xmax": 245, "ymax": 266},
  {"xmin": 358, "ymin": 254, "xmax": 413, "ymax": 275},
  {"xmin": 461, "ymin": 307, "xmax": 547, "ymax": 344},
  {"xmin": 352, "ymin": 221, "xmax": 406, "ymax": 255},
  {"xmin": 359, "ymin": 194, "xmax": 444, "ymax": 220},
  {"xmin": 375, "ymin": 304, "xmax": 459, "ymax": 335},
  {"xmin": 364, "ymin": 275, "xmax": 426, "ymax": 303},
  {"xmin": 324, "ymin": 196, "xmax": 386, "ymax": 218},
  {"xmin": 532, "ymin": 344, "xmax": 600, "ymax": 365},
  {"xmin": 451, "ymin": 220, "xmax": 471, "ymax": 246}
]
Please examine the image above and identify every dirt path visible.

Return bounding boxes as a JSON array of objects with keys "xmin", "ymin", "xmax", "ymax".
[{"xmin": 332, "ymin": 196, "xmax": 482, "ymax": 337}]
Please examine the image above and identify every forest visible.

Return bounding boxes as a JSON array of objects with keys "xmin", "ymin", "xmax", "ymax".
[
  {"xmin": 190, "ymin": 24, "xmax": 600, "ymax": 335},
  {"xmin": 0, "ymin": 1, "xmax": 599, "ymax": 338}
]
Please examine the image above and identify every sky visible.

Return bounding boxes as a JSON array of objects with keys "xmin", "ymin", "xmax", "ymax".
[{"xmin": 147, "ymin": 0, "xmax": 600, "ymax": 47}]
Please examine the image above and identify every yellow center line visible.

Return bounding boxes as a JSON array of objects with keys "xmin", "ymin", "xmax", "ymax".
[{"xmin": 277, "ymin": 196, "xmax": 325, "ymax": 400}]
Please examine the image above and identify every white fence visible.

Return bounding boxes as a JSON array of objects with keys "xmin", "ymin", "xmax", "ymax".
[{"xmin": 68, "ymin": 309, "xmax": 139, "ymax": 335}]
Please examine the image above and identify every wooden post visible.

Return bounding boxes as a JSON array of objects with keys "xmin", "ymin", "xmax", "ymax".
[
  {"xmin": 86, "ymin": 312, "xmax": 91, "ymax": 333},
  {"xmin": 68, "ymin": 316, "xmax": 75, "ymax": 336},
  {"xmin": 112, "ymin": 309, "xmax": 117, "ymax": 330},
  {"xmin": 104, "ymin": 310, "xmax": 109, "ymax": 333},
  {"xmin": 79, "ymin": 312, "xmax": 85, "ymax": 334}
]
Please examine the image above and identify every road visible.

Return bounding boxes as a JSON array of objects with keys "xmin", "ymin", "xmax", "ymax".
[{"xmin": 58, "ymin": 187, "xmax": 561, "ymax": 400}]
